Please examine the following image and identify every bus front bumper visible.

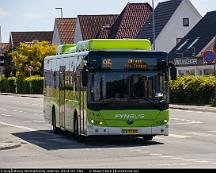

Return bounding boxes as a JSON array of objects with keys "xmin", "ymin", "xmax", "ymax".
[{"xmin": 87, "ymin": 124, "xmax": 169, "ymax": 136}]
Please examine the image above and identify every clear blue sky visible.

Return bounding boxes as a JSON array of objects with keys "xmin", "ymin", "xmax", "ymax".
[{"xmin": 0, "ymin": 0, "xmax": 215, "ymax": 43}]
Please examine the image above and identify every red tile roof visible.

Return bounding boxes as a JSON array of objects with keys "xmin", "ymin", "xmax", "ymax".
[
  {"xmin": 0, "ymin": 43, "xmax": 9, "ymax": 53},
  {"xmin": 97, "ymin": 25, "xmax": 112, "ymax": 39},
  {"xmin": 78, "ymin": 15, "xmax": 118, "ymax": 40},
  {"xmin": 108, "ymin": 3, "xmax": 152, "ymax": 39},
  {"xmin": 10, "ymin": 31, "xmax": 53, "ymax": 49},
  {"xmin": 55, "ymin": 18, "xmax": 77, "ymax": 44}
]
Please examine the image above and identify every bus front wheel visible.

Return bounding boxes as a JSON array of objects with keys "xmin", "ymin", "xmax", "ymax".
[{"xmin": 74, "ymin": 117, "xmax": 85, "ymax": 142}]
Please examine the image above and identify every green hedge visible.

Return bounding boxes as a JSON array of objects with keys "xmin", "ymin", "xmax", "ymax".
[
  {"xmin": 0, "ymin": 76, "xmax": 44, "ymax": 94},
  {"xmin": 0, "ymin": 76, "xmax": 16, "ymax": 93},
  {"xmin": 17, "ymin": 76, "xmax": 44, "ymax": 94},
  {"xmin": 169, "ymin": 76, "xmax": 216, "ymax": 104}
]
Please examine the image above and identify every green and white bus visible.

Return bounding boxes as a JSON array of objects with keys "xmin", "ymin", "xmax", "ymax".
[{"xmin": 44, "ymin": 39, "xmax": 176, "ymax": 141}]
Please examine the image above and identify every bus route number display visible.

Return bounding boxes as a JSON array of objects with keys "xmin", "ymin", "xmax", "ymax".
[
  {"xmin": 101, "ymin": 58, "xmax": 156, "ymax": 70},
  {"xmin": 102, "ymin": 59, "xmax": 112, "ymax": 68}
]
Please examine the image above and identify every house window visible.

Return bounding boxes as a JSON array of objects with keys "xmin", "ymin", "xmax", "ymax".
[
  {"xmin": 176, "ymin": 38, "xmax": 182, "ymax": 44},
  {"xmin": 183, "ymin": 18, "xmax": 189, "ymax": 27}
]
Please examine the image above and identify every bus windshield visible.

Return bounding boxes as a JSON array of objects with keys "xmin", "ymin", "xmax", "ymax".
[{"xmin": 88, "ymin": 71, "xmax": 166, "ymax": 104}]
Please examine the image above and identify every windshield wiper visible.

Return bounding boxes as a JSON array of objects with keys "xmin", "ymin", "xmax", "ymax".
[{"xmin": 142, "ymin": 97, "xmax": 166, "ymax": 111}]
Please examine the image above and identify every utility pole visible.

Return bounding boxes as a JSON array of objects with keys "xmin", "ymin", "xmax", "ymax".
[
  {"xmin": 152, "ymin": 0, "xmax": 156, "ymax": 50},
  {"xmin": 0, "ymin": 26, "xmax": 2, "ymax": 43},
  {"xmin": 214, "ymin": 54, "xmax": 216, "ymax": 105}
]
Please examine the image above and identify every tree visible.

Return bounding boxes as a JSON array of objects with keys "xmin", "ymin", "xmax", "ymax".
[{"xmin": 11, "ymin": 41, "xmax": 57, "ymax": 78}]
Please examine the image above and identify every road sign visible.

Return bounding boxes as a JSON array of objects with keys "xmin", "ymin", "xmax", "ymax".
[
  {"xmin": 203, "ymin": 51, "xmax": 216, "ymax": 64},
  {"xmin": 28, "ymin": 66, "xmax": 33, "ymax": 72}
]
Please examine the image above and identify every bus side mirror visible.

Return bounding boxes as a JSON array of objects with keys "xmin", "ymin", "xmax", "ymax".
[
  {"xmin": 169, "ymin": 63, "xmax": 177, "ymax": 80},
  {"xmin": 82, "ymin": 68, "xmax": 88, "ymax": 87}
]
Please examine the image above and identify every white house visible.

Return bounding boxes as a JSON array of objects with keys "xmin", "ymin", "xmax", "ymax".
[{"xmin": 136, "ymin": 0, "xmax": 202, "ymax": 53}]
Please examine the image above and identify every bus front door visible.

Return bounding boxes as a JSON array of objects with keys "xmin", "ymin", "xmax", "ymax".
[{"xmin": 59, "ymin": 66, "xmax": 66, "ymax": 129}]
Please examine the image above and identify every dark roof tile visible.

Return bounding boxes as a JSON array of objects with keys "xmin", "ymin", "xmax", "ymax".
[
  {"xmin": 55, "ymin": 18, "xmax": 77, "ymax": 44},
  {"xmin": 109, "ymin": 3, "xmax": 152, "ymax": 39},
  {"xmin": 136, "ymin": 0, "xmax": 182, "ymax": 40},
  {"xmin": 10, "ymin": 31, "xmax": 53, "ymax": 49},
  {"xmin": 169, "ymin": 11, "xmax": 216, "ymax": 59},
  {"xmin": 78, "ymin": 15, "xmax": 118, "ymax": 40}
]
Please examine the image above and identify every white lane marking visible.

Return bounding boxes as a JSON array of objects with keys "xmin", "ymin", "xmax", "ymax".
[
  {"xmin": 18, "ymin": 110, "xmax": 23, "ymax": 113},
  {"xmin": 194, "ymin": 161, "xmax": 209, "ymax": 163},
  {"xmin": 158, "ymin": 163, "xmax": 172, "ymax": 166},
  {"xmin": 171, "ymin": 157, "xmax": 185, "ymax": 160},
  {"xmin": 0, "ymin": 121, "xmax": 37, "ymax": 131},
  {"xmin": 195, "ymin": 111, "xmax": 204, "ymax": 114},
  {"xmin": 1, "ymin": 113, "xmax": 13, "ymax": 117},
  {"xmin": 131, "ymin": 149, "xmax": 142, "ymax": 152},
  {"xmin": 171, "ymin": 118, "xmax": 203, "ymax": 124},
  {"xmin": 150, "ymin": 153, "xmax": 162, "ymax": 156},
  {"xmin": 154, "ymin": 136, "xmax": 165, "ymax": 140},
  {"xmin": 171, "ymin": 118, "xmax": 186, "ymax": 121},
  {"xmin": 186, "ymin": 132, "xmax": 215, "ymax": 137},
  {"xmin": 160, "ymin": 155, "xmax": 173, "ymax": 158},
  {"xmin": 185, "ymin": 111, "xmax": 194, "ymax": 113},
  {"xmin": 169, "ymin": 134, "xmax": 190, "ymax": 139},
  {"xmin": 173, "ymin": 121, "xmax": 203, "ymax": 125}
]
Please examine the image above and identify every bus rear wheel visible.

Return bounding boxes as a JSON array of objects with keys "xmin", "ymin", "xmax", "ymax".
[{"xmin": 52, "ymin": 107, "xmax": 61, "ymax": 134}]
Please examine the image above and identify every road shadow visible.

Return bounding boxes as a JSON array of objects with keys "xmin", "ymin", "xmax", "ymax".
[{"xmin": 12, "ymin": 130, "xmax": 163, "ymax": 150}]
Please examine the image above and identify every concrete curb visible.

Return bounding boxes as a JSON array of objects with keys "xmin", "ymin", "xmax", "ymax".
[
  {"xmin": 0, "ymin": 93, "xmax": 43, "ymax": 99},
  {"xmin": 0, "ymin": 142, "xmax": 21, "ymax": 151},
  {"xmin": 170, "ymin": 105, "xmax": 216, "ymax": 113}
]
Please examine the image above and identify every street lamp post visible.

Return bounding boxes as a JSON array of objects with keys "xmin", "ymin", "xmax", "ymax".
[
  {"xmin": 152, "ymin": 0, "xmax": 156, "ymax": 50},
  {"xmin": 55, "ymin": 8, "xmax": 63, "ymax": 18},
  {"xmin": 214, "ymin": 56, "xmax": 216, "ymax": 105}
]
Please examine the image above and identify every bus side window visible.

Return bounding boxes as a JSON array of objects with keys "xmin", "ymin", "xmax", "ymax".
[{"xmin": 90, "ymin": 74, "xmax": 95, "ymax": 102}]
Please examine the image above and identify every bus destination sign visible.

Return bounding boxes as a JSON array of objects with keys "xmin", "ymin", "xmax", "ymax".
[{"xmin": 101, "ymin": 58, "xmax": 157, "ymax": 70}]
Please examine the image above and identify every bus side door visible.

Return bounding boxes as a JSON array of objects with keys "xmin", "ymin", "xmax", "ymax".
[{"xmin": 59, "ymin": 66, "xmax": 66, "ymax": 129}]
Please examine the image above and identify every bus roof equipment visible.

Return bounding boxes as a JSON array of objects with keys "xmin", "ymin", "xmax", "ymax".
[{"xmin": 76, "ymin": 39, "xmax": 151, "ymax": 52}]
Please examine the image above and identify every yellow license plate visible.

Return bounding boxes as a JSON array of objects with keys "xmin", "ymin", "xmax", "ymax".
[{"xmin": 122, "ymin": 129, "xmax": 138, "ymax": 134}]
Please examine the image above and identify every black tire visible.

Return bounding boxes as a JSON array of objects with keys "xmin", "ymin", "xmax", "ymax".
[
  {"xmin": 74, "ymin": 117, "xmax": 85, "ymax": 142},
  {"xmin": 142, "ymin": 135, "xmax": 153, "ymax": 141},
  {"xmin": 74, "ymin": 118, "xmax": 79, "ymax": 137},
  {"xmin": 52, "ymin": 107, "xmax": 61, "ymax": 134}
]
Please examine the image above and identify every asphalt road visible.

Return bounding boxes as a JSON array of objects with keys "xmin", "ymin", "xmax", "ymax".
[{"xmin": 0, "ymin": 95, "xmax": 216, "ymax": 168}]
